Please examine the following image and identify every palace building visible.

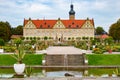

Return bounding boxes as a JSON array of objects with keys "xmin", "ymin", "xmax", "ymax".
[{"xmin": 23, "ymin": 4, "xmax": 95, "ymax": 41}]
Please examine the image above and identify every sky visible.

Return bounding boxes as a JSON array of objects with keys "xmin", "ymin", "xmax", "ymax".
[{"xmin": 0, "ymin": 0, "xmax": 120, "ymax": 32}]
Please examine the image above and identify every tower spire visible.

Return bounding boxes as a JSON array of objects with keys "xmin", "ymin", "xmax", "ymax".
[
  {"xmin": 69, "ymin": 2, "xmax": 75, "ymax": 20},
  {"xmin": 71, "ymin": 0, "xmax": 73, "ymax": 4}
]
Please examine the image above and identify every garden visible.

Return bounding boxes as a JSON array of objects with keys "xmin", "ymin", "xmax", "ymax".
[{"xmin": 0, "ymin": 36, "xmax": 120, "ymax": 78}]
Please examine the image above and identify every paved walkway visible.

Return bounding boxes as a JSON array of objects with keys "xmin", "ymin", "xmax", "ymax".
[
  {"xmin": 0, "ymin": 77, "xmax": 120, "ymax": 80},
  {"xmin": 46, "ymin": 46, "xmax": 83, "ymax": 54}
]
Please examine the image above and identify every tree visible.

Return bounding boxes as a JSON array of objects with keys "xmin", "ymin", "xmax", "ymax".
[
  {"xmin": 44, "ymin": 36, "xmax": 48, "ymax": 40},
  {"xmin": 95, "ymin": 26, "xmax": 105, "ymax": 35},
  {"xmin": 109, "ymin": 19, "xmax": 120, "ymax": 41},
  {"xmin": 16, "ymin": 25, "xmax": 23, "ymax": 35},
  {"xmin": 82, "ymin": 36, "xmax": 86, "ymax": 40},
  {"xmin": 11, "ymin": 25, "xmax": 23, "ymax": 35},
  {"xmin": 30, "ymin": 40, "xmax": 36, "ymax": 45},
  {"xmin": 104, "ymin": 37, "xmax": 113, "ymax": 45},
  {"xmin": 0, "ymin": 21, "xmax": 12, "ymax": 41},
  {"xmin": 14, "ymin": 38, "xmax": 22, "ymax": 49},
  {"xmin": 0, "ymin": 38, "xmax": 5, "ymax": 46},
  {"xmin": 68, "ymin": 37, "xmax": 71, "ymax": 40}
]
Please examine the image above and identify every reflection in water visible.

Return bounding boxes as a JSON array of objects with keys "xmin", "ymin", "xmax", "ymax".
[
  {"xmin": 46, "ymin": 71, "xmax": 82, "ymax": 77},
  {"xmin": 0, "ymin": 74, "xmax": 13, "ymax": 78},
  {"xmin": 0, "ymin": 68, "xmax": 117, "ymax": 78}
]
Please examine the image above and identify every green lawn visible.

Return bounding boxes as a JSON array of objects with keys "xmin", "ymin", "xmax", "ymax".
[
  {"xmin": 86, "ymin": 54, "xmax": 120, "ymax": 65},
  {"xmin": 0, "ymin": 54, "xmax": 43, "ymax": 66},
  {"xmin": 1, "ymin": 54, "xmax": 120, "ymax": 66}
]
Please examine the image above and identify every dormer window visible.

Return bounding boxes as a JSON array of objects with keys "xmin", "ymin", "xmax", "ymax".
[
  {"xmin": 76, "ymin": 25, "xmax": 79, "ymax": 28},
  {"xmin": 40, "ymin": 25, "xmax": 42, "ymax": 28},
  {"xmin": 72, "ymin": 22, "xmax": 74, "ymax": 25},
  {"xmin": 48, "ymin": 25, "xmax": 50, "ymax": 28},
  {"xmin": 68, "ymin": 25, "xmax": 71, "ymax": 28},
  {"xmin": 44, "ymin": 22, "xmax": 46, "ymax": 25}
]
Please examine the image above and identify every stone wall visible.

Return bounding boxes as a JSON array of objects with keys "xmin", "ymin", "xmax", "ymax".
[
  {"xmin": 24, "ymin": 28, "xmax": 94, "ymax": 40},
  {"xmin": 45, "ymin": 54, "xmax": 85, "ymax": 66}
]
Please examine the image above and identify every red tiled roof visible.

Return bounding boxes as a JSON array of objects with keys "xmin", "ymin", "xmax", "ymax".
[
  {"xmin": 101, "ymin": 34, "xmax": 109, "ymax": 39},
  {"xmin": 24, "ymin": 20, "xmax": 57, "ymax": 29},
  {"xmin": 11, "ymin": 35, "xmax": 23, "ymax": 39},
  {"xmin": 24, "ymin": 19, "xmax": 94, "ymax": 29},
  {"xmin": 62, "ymin": 20, "xmax": 86, "ymax": 28}
]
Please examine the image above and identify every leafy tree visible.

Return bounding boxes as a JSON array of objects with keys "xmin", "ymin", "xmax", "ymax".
[
  {"xmin": 21, "ymin": 37, "xmax": 25, "ymax": 40},
  {"xmin": 90, "ymin": 37, "xmax": 93, "ymax": 40},
  {"xmin": 14, "ymin": 38, "xmax": 22, "ymax": 49},
  {"xmin": 26, "ymin": 37, "xmax": 29, "ymax": 40},
  {"xmin": 0, "ymin": 38, "xmax": 5, "ymax": 46},
  {"xmin": 33, "ymin": 37, "xmax": 36, "ymax": 40},
  {"xmin": 37, "ymin": 37, "xmax": 40, "ymax": 40},
  {"xmin": 109, "ymin": 19, "xmax": 120, "ymax": 41},
  {"xmin": 104, "ymin": 37, "xmax": 113, "ymax": 45},
  {"xmin": 30, "ymin": 40, "xmax": 36, "ymax": 45},
  {"xmin": 82, "ymin": 36, "xmax": 86, "ymax": 40},
  {"xmin": 11, "ymin": 25, "xmax": 23, "ymax": 35},
  {"xmin": 0, "ymin": 21, "xmax": 12, "ymax": 41},
  {"xmin": 44, "ymin": 36, "xmax": 48, "ymax": 40},
  {"xmin": 85, "ymin": 37, "xmax": 89, "ymax": 40},
  {"xmin": 68, "ymin": 37, "xmax": 71, "ymax": 40},
  {"xmin": 16, "ymin": 25, "xmax": 23, "ymax": 35},
  {"xmin": 30, "ymin": 37, "xmax": 33, "ymax": 40},
  {"xmin": 95, "ymin": 26, "xmax": 105, "ymax": 35}
]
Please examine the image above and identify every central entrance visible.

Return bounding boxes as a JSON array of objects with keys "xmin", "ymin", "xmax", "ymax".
[
  {"xmin": 59, "ymin": 38, "xmax": 61, "ymax": 41},
  {"xmin": 55, "ymin": 33, "xmax": 63, "ymax": 42}
]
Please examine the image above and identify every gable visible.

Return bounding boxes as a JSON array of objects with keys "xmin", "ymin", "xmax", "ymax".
[
  {"xmin": 53, "ymin": 20, "xmax": 66, "ymax": 29},
  {"xmin": 81, "ymin": 20, "xmax": 94, "ymax": 29},
  {"xmin": 24, "ymin": 20, "xmax": 36, "ymax": 29}
]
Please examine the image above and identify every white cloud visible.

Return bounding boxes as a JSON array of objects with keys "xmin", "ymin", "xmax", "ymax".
[
  {"xmin": 0, "ymin": 0, "xmax": 120, "ymax": 32},
  {"xmin": 27, "ymin": 3, "xmax": 51, "ymax": 13}
]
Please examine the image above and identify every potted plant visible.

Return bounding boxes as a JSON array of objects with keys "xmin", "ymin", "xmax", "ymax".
[
  {"xmin": 113, "ymin": 68, "xmax": 120, "ymax": 77},
  {"xmin": 25, "ymin": 66, "xmax": 32, "ymax": 77},
  {"xmin": 11, "ymin": 44, "xmax": 25, "ymax": 75}
]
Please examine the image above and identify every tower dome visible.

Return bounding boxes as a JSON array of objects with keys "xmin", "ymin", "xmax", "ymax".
[
  {"xmin": 69, "ymin": 4, "xmax": 75, "ymax": 20},
  {"xmin": 69, "ymin": 4, "xmax": 75, "ymax": 15}
]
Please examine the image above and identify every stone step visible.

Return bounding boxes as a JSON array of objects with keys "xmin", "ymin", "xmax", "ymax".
[{"xmin": 45, "ymin": 54, "xmax": 85, "ymax": 66}]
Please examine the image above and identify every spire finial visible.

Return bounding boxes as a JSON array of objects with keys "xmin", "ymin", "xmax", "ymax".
[
  {"xmin": 69, "ymin": 0, "xmax": 75, "ymax": 20},
  {"xmin": 71, "ymin": 0, "xmax": 73, "ymax": 4},
  {"xmin": 29, "ymin": 17, "xmax": 31, "ymax": 20}
]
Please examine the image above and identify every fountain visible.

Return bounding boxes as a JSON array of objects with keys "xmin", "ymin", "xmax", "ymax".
[
  {"xmin": 64, "ymin": 54, "xmax": 75, "ymax": 77},
  {"xmin": 44, "ymin": 46, "xmax": 86, "ymax": 77},
  {"xmin": 64, "ymin": 54, "xmax": 67, "ymax": 66}
]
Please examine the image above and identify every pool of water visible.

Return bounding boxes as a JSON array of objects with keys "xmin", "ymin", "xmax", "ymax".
[{"xmin": 0, "ymin": 68, "xmax": 118, "ymax": 78}]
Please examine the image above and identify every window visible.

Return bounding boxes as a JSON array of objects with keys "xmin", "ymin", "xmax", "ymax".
[
  {"xmin": 29, "ymin": 25, "xmax": 31, "ymax": 28},
  {"xmin": 68, "ymin": 25, "xmax": 71, "ymax": 28},
  {"xmin": 72, "ymin": 22, "xmax": 74, "ymax": 25},
  {"xmin": 40, "ymin": 25, "xmax": 42, "ymax": 28},
  {"xmin": 44, "ymin": 22, "xmax": 46, "ymax": 25},
  {"xmin": 64, "ymin": 37, "xmax": 66, "ymax": 40},
  {"xmin": 48, "ymin": 25, "xmax": 50, "ymax": 28},
  {"xmin": 76, "ymin": 25, "xmax": 79, "ymax": 28},
  {"xmin": 87, "ymin": 24, "xmax": 90, "ymax": 27}
]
